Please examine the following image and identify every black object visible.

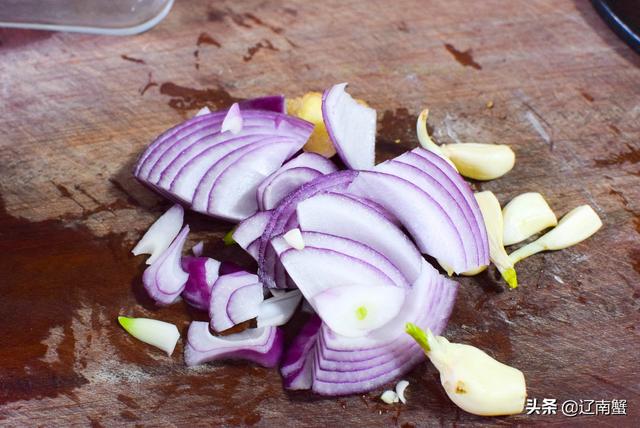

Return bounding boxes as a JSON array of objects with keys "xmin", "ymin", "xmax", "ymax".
[{"xmin": 591, "ymin": 0, "xmax": 640, "ymax": 54}]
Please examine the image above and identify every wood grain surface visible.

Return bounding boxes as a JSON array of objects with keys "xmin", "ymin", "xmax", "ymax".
[{"xmin": 1, "ymin": 0, "xmax": 639, "ymax": 426}]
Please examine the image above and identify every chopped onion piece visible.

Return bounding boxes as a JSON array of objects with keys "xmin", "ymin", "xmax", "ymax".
[
  {"xmin": 283, "ymin": 228, "xmax": 305, "ymax": 250},
  {"xmin": 509, "ymin": 205, "xmax": 602, "ymax": 264},
  {"xmin": 502, "ymin": 192, "xmax": 558, "ymax": 246},
  {"xmin": 191, "ymin": 241, "xmax": 204, "ymax": 257},
  {"xmin": 209, "ymin": 271, "xmax": 263, "ymax": 332},
  {"xmin": 184, "ymin": 322, "xmax": 283, "ymax": 367},
  {"xmin": 221, "ymin": 102, "xmax": 243, "ymax": 134},
  {"xmin": 256, "ymin": 290, "xmax": 303, "ymax": 327},
  {"xmin": 143, "ymin": 225, "xmax": 190, "ymax": 305},
  {"xmin": 118, "ymin": 316, "xmax": 180, "ymax": 356},
  {"xmin": 474, "ymin": 192, "xmax": 517, "ymax": 288},
  {"xmin": 195, "ymin": 106, "xmax": 211, "ymax": 117},
  {"xmin": 440, "ymin": 143, "xmax": 515, "ymax": 181},
  {"xmin": 395, "ymin": 380, "xmax": 409, "ymax": 404},
  {"xmin": 322, "ymin": 83, "xmax": 376, "ymax": 169},
  {"xmin": 380, "ymin": 390, "xmax": 399, "ymax": 404},
  {"xmin": 406, "ymin": 323, "xmax": 526, "ymax": 416},
  {"xmin": 132, "ymin": 204, "xmax": 184, "ymax": 265},
  {"xmin": 181, "ymin": 256, "xmax": 221, "ymax": 310},
  {"xmin": 311, "ymin": 284, "xmax": 406, "ymax": 337}
]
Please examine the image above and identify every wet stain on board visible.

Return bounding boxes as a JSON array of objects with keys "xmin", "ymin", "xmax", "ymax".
[
  {"xmin": 120, "ymin": 55, "xmax": 146, "ymax": 65},
  {"xmin": 243, "ymin": 39, "xmax": 279, "ymax": 62},
  {"xmin": 376, "ymin": 108, "xmax": 419, "ymax": 160},
  {"xmin": 580, "ymin": 91, "xmax": 594, "ymax": 102},
  {"xmin": 207, "ymin": 7, "xmax": 284, "ymax": 35},
  {"xmin": 158, "ymin": 82, "xmax": 239, "ymax": 112},
  {"xmin": 594, "ymin": 143, "xmax": 640, "ymax": 167},
  {"xmin": 194, "ymin": 32, "xmax": 221, "ymax": 70},
  {"xmin": 139, "ymin": 72, "xmax": 158, "ymax": 96},
  {"xmin": 444, "ymin": 43, "xmax": 482, "ymax": 70}
]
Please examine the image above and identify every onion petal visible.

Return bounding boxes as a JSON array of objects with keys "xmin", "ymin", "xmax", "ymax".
[
  {"xmin": 181, "ymin": 256, "xmax": 221, "ymax": 311},
  {"xmin": 322, "ymin": 83, "xmax": 376, "ymax": 169},
  {"xmin": 132, "ymin": 204, "xmax": 184, "ymax": 265},
  {"xmin": 142, "ymin": 225, "xmax": 190, "ymax": 305},
  {"xmin": 256, "ymin": 290, "xmax": 303, "ymax": 328},
  {"xmin": 209, "ymin": 271, "xmax": 264, "ymax": 332},
  {"xmin": 184, "ymin": 322, "xmax": 283, "ymax": 368},
  {"xmin": 221, "ymin": 102, "xmax": 243, "ymax": 134},
  {"xmin": 118, "ymin": 316, "xmax": 180, "ymax": 356}
]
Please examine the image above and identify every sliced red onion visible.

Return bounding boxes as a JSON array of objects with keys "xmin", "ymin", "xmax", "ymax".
[
  {"xmin": 272, "ymin": 231, "xmax": 408, "ymax": 288},
  {"xmin": 258, "ymin": 171, "xmax": 357, "ymax": 288},
  {"xmin": 311, "ymin": 284, "xmax": 406, "ymax": 338},
  {"xmin": 134, "ymin": 99, "xmax": 298, "ymax": 177},
  {"xmin": 219, "ymin": 260, "xmax": 244, "ymax": 275},
  {"xmin": 221, "ymin": 103, "xmax": 243, "ymax": 134},
  {"xmin": 405, "ymin": 147, "xmax": 489, "ymax": 260},
  {"xmin": 142, "ymin": 225, "xmax": 190, "ymax": 305},
  {"xmin": 296, "ymin": 192, "xmax": 421, "ymax": 284},
  {"xmin": 209, "ymin": 271, "xmax": 264, "ymax": 332},
  {"xmin": 348, "ymin": 171, "xmax": 475, "ymax": 273},
  {"xmin": 322, "ymin": 83, "xmax": 376, "ymax": 169},
  {"xmin": 233, "ymin": 210, "xmax": 272, "ymax": 260},
  {"xmin": 281, "ymin": 315, "xmax": 322, "ymax": 390},
  {"xmin": 184, "ymin": 322, "xmax": 283, "ymax": 368},
  {"xmin": 238, "ymin": 95, "xmax": 286, "ymax": 114},
  {"xmin": 132, "ymin": 204, "xmax": 184, "ymax": 265},
  {"xmin": 181, "ymin": 256, "xmax": 221, "ymax": 311},
  {"xmin": 191, "ymin": 241, "xmax": 204, "ymax": 257},
  {"xmin": 376, "ymin": 160, "xmax": 479, "ymax": 266},
  {"xmin": 256, "ymin": 152, "xmax": 338, "ymax": 211},
  {"xmin": 276, "ymin": 246, "xmax": 398, "ymax": 303},
  {"xmin": 256, "ymin": 289, "xmax": 303, "ymax": 328},
  {"xmin": 258, "ymin": 167, "xmax": 324, "ymax": 211},
  {"xmin": 195, "ymin": 106, "xmax": 211, "ymax": 117},
  {"xmin": 134, "ymin": 110, "xmax": 313, "ymax": 221},
  {"xmin": 198, "ymin": 141, "xmax": 304, "ymax": 221}
]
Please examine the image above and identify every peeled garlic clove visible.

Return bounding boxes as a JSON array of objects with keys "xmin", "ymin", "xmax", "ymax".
[
  {"xmin": 440, "ymin": 143, "xmax": 515, "ymax": 181},
  {"xmin": 289, "ymin": 92, "xmax": 336, "ymax": 158},
  {"xmin": 509, "ymin": 205, "xmax": 602, "ymax": 264},
  {"xmin": 475, "ymin": 192, "xmax": 517, "ymax": 288},
  {"xmin": 406, "ymin": 323, "xmax": 527, "ymax": 416},
  {"xmin": 118, "ymin": 316, "xmax": 180, "ymax": 356},
  {"xmin": 502, "ymin": 193, "xmax": 558, "ymax": 246}
]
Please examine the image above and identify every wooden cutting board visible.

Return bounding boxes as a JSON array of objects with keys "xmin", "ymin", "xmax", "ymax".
[{"xmin": 1, "ymin": 0, "xmax": 639, "ymax": 426}]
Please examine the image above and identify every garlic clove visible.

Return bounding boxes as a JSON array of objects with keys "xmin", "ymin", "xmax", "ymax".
[
  {"xmin": 509, "ymin": 205, "xmax": 602, "ymax": 264},
  {"xmin": 288, "ymin": 92, "xmax": 336, "ymax": 158},
  {"xmin": 380, "ymin": 390, "xmax": 399, "ymax": 404},
  {"xmin": 283, "ymin": 228, "xmax": 305, "ymax": 250},
  {"xmin": 474, "ymin": 191, "xmax": 518, "ymax": 288},
  {"xmin": 118, "ymin": 316, "xmax": 180, "ymax": 356},
  {"xmin": 502, "ymin": 192, "xmax": 558, "ymax": 246},
  {"xmin": 406, "ymin": 323, "xmax": 527, "ymax": 416},
  {"xmin": 440, "ymin": 143, "xmax": 515, "ymax": 181}
]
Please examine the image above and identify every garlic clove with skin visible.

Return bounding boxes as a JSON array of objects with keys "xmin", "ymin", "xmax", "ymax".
[
  {"xmin": 440, "ymin": 143, "xmax": 515, "ymax": 181},
  {"xmin": 502, "ymin": 192, "xmax": 558, "ymax": 246},
  {"xmin": 406, "ymin": 323, "xmax": 526, "ymax": 416},
  {"xmin": 474, "ymin": 191, "xmax": 517, "ymax": 288},
  {"xmin": 509, "ymin": 205, "xmax": 602, "ymax": 264}
]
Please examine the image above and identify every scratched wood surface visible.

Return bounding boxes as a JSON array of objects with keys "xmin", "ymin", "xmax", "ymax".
[{"xmin": 1, "ymin": 0, "xmax": 639, "ymax": 426}]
